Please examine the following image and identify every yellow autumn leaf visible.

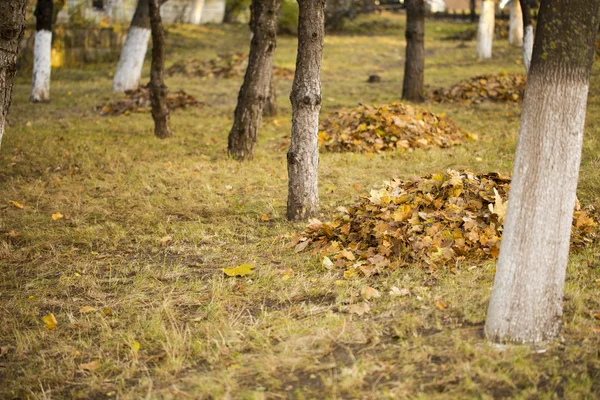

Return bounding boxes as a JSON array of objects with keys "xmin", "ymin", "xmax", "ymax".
[
  {"xmin": 260, "ymin": 214, "xmax": 271, "ymax": 221},
  {"xmin": 79, "ymin": 306, "xmax": 96, "ymax": 314},
  {"xmin": 131, "ymin": 341, "xmax": 141, "ymax": 354},
  {"xmin": 11, "ymin": 201, "xmax": 24, "ymax": 209},
  {"xmin": 392, "ymin": 204, "xmax": 412, "ymax": 222},
  {"xmin": 79, "ymin": 360, "xmax": 102, "ymax": 371},
  {"xmin": 51, "ymin": 212, "xmax": 64, "ymax": 221},
  {"xmin": 222, "ymin": 264, "xmax": 256, "ymax": 277},
  {"xmin": 321, "ymin": 256, "xmax": 334, "ymax": 269},
  {"xmin": 42, "ymin": 313, "xmax": 57, "ymax": 330},
  {"xmin": 435, "ymin": 300, "xmax": 448, "ymax": 310},
  {"xmin": 343, "ymin": 269, "xmax": 357, "ymax": 279}
]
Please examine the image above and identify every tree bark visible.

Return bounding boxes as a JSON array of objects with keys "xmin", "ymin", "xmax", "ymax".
[
  {"xmin": 148, "ymin": 0, "xmax": 172, "ymax": 138},
  {"xmin": 0, "ymin": 0, "xmax": 28, "ymax": 150},
  {"xmin": 470, "ymin": 0, "xmax": 476, "ymax": 23},
  {"xmin": 112, "ymin": 0, "xmax": 152, "ymax": 93},
  {"xmin": 263, "ymin": 72, "xmax": 277, "ymax": 117},
  {"xmin": 520, "ymin": 0, "xmax": 533, "ymax": 72},
  {"xmin": 509, "ymin": 0, "xmax": 523, "ymax": 47},
  {"xmin": 485, "ymin": 0, "xmax": 600, "ymax": 345},
  {"xmin": 286, "ymin": 0, "xmax": 325, "ymax": 221},
  {"xmin": 228, "ymin": 0, "xmax": 282, "ymax": 160},
  {"xmin": 31, "ymin": 0, "xmax": 53, "ymax": 103},
  {"xmin": 476, "ymin": 0, "xmax": 495, "ymax": 59},
  {"xmin": 401, "ymin": 0, "xmax": 425, "ymax": 103}
]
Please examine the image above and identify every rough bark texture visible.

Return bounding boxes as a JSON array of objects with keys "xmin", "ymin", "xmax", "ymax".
[
  {"xmin": 401, "ymin": 0, "xmax": 425, "ymax": 103},
  {"xmin": 476, "ymin": 0, "xmax": 495, "ymax": 59},
  {"xmin": 485, "ymin": 0, "xmax": 600, "ymax": 345},
  {"xmin": 148, "ymin": 0, "xmax": 172, "ymax": 138},
  {"xmin": 286, "ymin": 0, "xmax": 325, "ymax": 221},
  {"xmin": 0, "ymin": 0, "xmax": 28, "ymax": 150},
  {"xmin": 228, "ymin": 0, "xmax": 282, "ymax": 160},
  {"xmin": 520, "ymin": 0, "xmax": 533, "ymax": 72},
  {"xmin": 509, "ymin": 0, "xmax": 523, "ymax": 47},
  {"xmin": 263, "ymin": 73, "xmax": 277, "ymax": 117},
  {"xmin": 31, "ymin": 0, "xmax": 53, "ymax": 102}
]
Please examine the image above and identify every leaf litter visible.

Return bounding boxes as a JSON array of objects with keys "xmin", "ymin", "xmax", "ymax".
[
  {"xmin": 97, "ymin": 85, "xmax": 203, "ymax": 116},
  {"xmin": 318, "ymin": 102, "xmax": 476, "ymax": 153},
  {"xmin": 292, "ymin": 170, "xmax": 597, "ymax": 273},
  {"xmin": 430, "ymin": 73, "xmax": 526, "ymax": 104}
]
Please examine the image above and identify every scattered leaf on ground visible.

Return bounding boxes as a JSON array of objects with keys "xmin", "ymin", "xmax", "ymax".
[
  {"xmin": 10, "ymin": 201, "xmax": 24, "ymax": 209},
  {"xmin": 51, "ymin": 212, "xmax": 64, "ymax": 221},
  {"xmin": 79, "ymin": 306, "xmax": 96, "ymax": 314},
  {"xmin": 223, "ymin": 264, "xmax": 256, "ymax": 277},
  {"xmin": 360, "ymin": 286, "xmax": 381, "ymax": 300},
  {"xmin": 79, "ymin": 360, "xmax": 102, "ymax": 371},
  {"xmin": 349, "ymin": 302, "xmax": 371, "ymax": 316},
  {"xmin": 42, "ymin": 313, "xmax": 57, "ymax": 330}
]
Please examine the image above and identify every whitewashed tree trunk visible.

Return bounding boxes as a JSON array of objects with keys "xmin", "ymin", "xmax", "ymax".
[
  {"xmin": 0, "ymin": 1, "xmax": 28, "ymax": 149},
  {"xmin": 286, "ymin": 0, "xmax": 325, "ymax": 221},
  {"xmin": 190, "ymin": 0, "xmax": 205, "ymax": 24},
  {"xmin": 31, "ymin": 0, "xmax": 54, "ymax": 103},
  {"xmin": 476, "ymin": 0, "xmax": 495, "ymax": 59},
  {"xmin": 485, "ymin": 0, "xmax": 600, "ymax": 344},
  {"xmin": 112, "ymin": 0, "xmax": 151, "ymax": 93},
  {"xmin": 509, "ymin": 0, "xmax": 523, "ymax": 47}
]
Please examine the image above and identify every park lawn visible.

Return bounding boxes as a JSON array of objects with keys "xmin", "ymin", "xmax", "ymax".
[{"xmin": 1, "ymin": 12, "xmax": 599, "ymax": 399}]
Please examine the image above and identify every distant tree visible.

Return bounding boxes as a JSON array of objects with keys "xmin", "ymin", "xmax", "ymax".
[
  {"xmin": 228, "ymin": 0, "xmax": 282, "ymax": 160},
  {"xmin": 148, "ymin": 0, "xmax": 171, "ymax": 138},
  {"xmin": 485, "ymin": 0, "xmax": 600, "ymax": 344},
  {"xmin": 190, "ymin": 0, "xmax": 205, "ymax": 24},
  {"xmin": 476, "ymin": 0, "xmax": 494, "ymax": 59},
  {"xmin": 263, "ymin": 76, "xmax": 277, "ymax": 117},
  {"xmin": 0, "ymin": 0, "xmax": 28, "ymax": 150},
  {"xmin": 401, "ymin": 0, "xmax": 425, "ymax": 102},
  {"xmin": 508, "ymin": 0, "xmax": 523, "ymax": 46},
  {"xmin": 286, "ymin": 0, "xmax": 325, "ymax": 221},
  {"xmin": 31, "ymin": 0, "xmax": 53, "ymax": 102},
  {"xmin": 470, "ymin": 0, "xmax": 476, "ymax": 23},
  {"xmin": 519, "ymin": 0, "xmax": 533, "ymax": 72},
  {"xmin": 224, "ymin": 0, "xmax": 251, "ymax": 23}
]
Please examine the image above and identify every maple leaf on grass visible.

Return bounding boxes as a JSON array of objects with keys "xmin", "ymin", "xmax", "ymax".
[{"xmin": 223, "ymin": 264, "xmax": 256, "ymax": 277}]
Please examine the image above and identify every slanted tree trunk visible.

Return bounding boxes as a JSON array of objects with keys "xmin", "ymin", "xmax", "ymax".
[
  {"xmin": 401, "ymin": 0, "xmax": 425, "ymax": 103},
  {"xmin": 470, "ymin": 0, "xmax": 476, "ymax": 23},
  {"xmin": 286, "ymin": 0, "xmax": 325, "ymax": 221},
  {"xmin": 476, "ymin": 0, "xmax": 495, "ymax": 59},
  {"xmin": 228, "ymin": 0, "xmax": 282, "ymax": 160},
  {"xmin": 148, "ymin": 0, "xmax": 171, "ymax": 138},
  {"xmin": 112, "ymin": 0, "xmax": 152, "ymax": 92},
  {"xmin": 263, "ymin": 73, "xmax": 277, "ymax": 117},
  {"xmin": 191, "ymin": 0, "xmax": 205, "ymax": 24},
  {"xmin": 508, "ymin": 0, "xmax": 523, "ymax": 46},
  {"xmin": 0, "ymin": 1, "xmax": 28, "ymax": 150},
  {"xmin": 485, "ymin": 0, "xmax": 600, "ymax": 345},
  {"xmin": 519, "ymin": 0, "xmax": 533, "ymax": 72},
  {"xmin": 31, "ymin": 0, "xmax": 53, "ymax": 103}
]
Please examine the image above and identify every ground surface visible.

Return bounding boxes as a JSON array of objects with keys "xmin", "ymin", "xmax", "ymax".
[{"xmin": 1, "ymin": 13, "xmax": 600, "ymax": 400}]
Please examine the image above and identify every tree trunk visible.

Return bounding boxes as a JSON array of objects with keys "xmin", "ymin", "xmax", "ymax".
[
  {"xmin": 112, "ymin": 0, "xmax": 152, "ymax": 93},
  {"xmin": 263, "ymin": 73, "xmax": 277, "ymax": 117},
  {"xmin": 228, "ymin": 0, "xmax": 282, "ymax": 160},
  {"xmin": 470, "ymin": 0, "xmax": 476, "ymax": 23},
  {"xmin": 31, "ymin": 0, "xmax": 53, "ymax": 103},
  {"xmin": 0, "ymin": 1, "xmax": 28, "ymax": 150},
  {"xmin": 509, "ymin": 0, "xmax": 523, "ymax": 47},
  {"xmin": 191, "ymin": 0, "xmax": 205, "ymax": 24},
  {"xmin": 476, "ymin": 0, "xmax": 495, "ymax": 59},
  {"xmin": 148, "ymin": 0, "xmax": 171, "ymax": 138},
  {"xmin": 286, "ymin": 0, "xmax": 325, "ymax": 221},
  {"xmin": 401, "ymin": 0, "xmax": 425, "ymax": 103},
  {"xmin": 485, "ymin": 0, "xmax": 600, "ymax": 345},
  {"xmin": 520, "ymin": 0, "xmax": 533, "ymax": 72}
]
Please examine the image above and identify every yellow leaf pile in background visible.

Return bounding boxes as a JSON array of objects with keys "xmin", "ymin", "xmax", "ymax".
[
  {"xmin": 97, "ymin": 85, "xmax": 204, "ymax": 116},
  {"xmin": 430, "ymin": 73, "xmax": 526, "ymax": 104}
]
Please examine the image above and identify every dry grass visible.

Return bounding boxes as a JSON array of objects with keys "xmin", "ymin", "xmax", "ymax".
[{"xmin": 1, "ymin": 13, "xmax": 599, "ymax": 399}]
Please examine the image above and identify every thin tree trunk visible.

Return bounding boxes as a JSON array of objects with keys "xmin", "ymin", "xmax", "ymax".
[
  {"xmin": 263, "ymin": 73, "xmax": 277, "ymax": 117},
  {"xmin": 112, "ymin": 0, "xmax": 152, "ymax": 93},
  {"xmin": 485, "ymin": 0, "xmax": 600, "ymax": 345},
  {"xmin": 0, "ymin": 1, "xmax": 28, "ymax": 150},
  {"xmin": 228, "ymin": 0, "xmax": 282, "ymax": 160},
  {"xmin": 190, "ymin": 0, "xmax": 205, "ymax": 24},
  {"xmin": 476, "ymin": 0, "xmax": 494, "ymax": 59},
  {"xmin": 148, "ymin": 0, "xmax": 171, "ymax": 138},
  {"xmin": 470, "ymin": 0, "xmax": 476, "ymax": 23},
  {"xmin": 520, "ymin": 0, "xmax": 533, "ymax": 72},
  {"xmin": 31, "ymin": 0, "xmax": 53, "ymax": 103},
  {"xmin": 401, "ymin": 0, "xmax": 425, "ymax": 103},
  {"xmin": 286, "ymin": 0, "xmax": 325, "ymax": 221},
  {"xmin": 509, "ymin": 0, "xmax": 523, "ymax": 47}
]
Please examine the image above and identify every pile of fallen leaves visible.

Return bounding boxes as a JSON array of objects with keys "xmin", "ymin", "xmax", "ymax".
[
  {"xmin": 318, "ymin": 102, "xmax": 476, "ymax": 153},
  {"xmin": 429, "ymin": 73, "xmax": 526, "ymax": 104},
  {"xmin": 167, "ymin": 52, "xmax": 294, "ymax": 79},
  {"xmin": 443, "ymin": 20, "xmax": 510, "ymax": 41},
  {"xmin": 97, "ymin": 85, "xmax": 203, "ymax": 116},
  {"xmin": 292, "ymin": 170, "xmax": 597, "ymax": 273}
]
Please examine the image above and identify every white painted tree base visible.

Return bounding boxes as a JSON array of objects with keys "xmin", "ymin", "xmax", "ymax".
[
  {"xmin": 31, "ymin": 30, "xmax": 52, "ymax": 102},
  {"xmin": 523, "ymin": 26, "xmax": 534, "ymax": 73},
  {"xmin": 190, "ymin": 0, "xmax": 205, "ymax": 25},
  {"xmin": 477, "ymin": 1, "xmax": 495, "ymax": 59},
  {"xmin": 112, "ymin": 26, "xmax": 151, "ymax": 93}
]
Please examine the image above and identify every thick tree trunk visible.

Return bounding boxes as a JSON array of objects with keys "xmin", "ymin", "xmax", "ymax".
[
  {"xmin": 31, "ymin": 0, "xmax": 53, "ymax": 103},
  {"xmin": 148, "ymin": 0, "xmax": 171, "ymax": 138},
  {"xmin": 0, "ymin": 1, "xmax": 28, "ymax": 150},
  {"xmin": 286, "ymin": 0, "xmax": 325, "ymax": 221},
  {"xmin": 520, "ymin": 0, "xmax": 533, "ymax": 72},
  {"xmin": 401, "ymin": 0, "xmax": 425, "ymax": 103},
  {"xmin": 485, "ymin": 0, "xmax": 600, "ymax": 345},
  {"xmin": 263, "ymin": 73, "xmax": 277, "ymax": 117},
  {"xmin": 509, "ymin": 0, "xmax": 523, "ymax": 47},
  {"xmin": 191, "ymin": 0, "xmax": 205, "ymax": 24},
  {"xmin": 470, "ymin": 0, "xmax": 476, "ymax": 23},
  {"xmin": 112, "ymin": 0, "xmax": 152, "ymax": 93},
  {"xmin": 228, "ymin": 0, "xmax": 282, "ymax": 160},
  {"xmin": 476, "ymin": 0, "xmax": 495, "ymax": 59}
]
